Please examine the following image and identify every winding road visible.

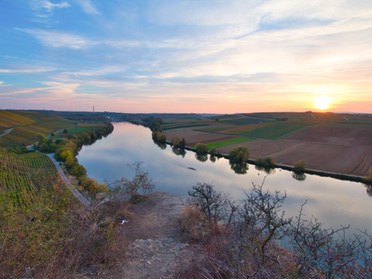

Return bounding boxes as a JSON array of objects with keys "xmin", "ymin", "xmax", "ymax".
[{"xmin": 47, "ymin": 153, "xmax": 92, "ymax": 208}]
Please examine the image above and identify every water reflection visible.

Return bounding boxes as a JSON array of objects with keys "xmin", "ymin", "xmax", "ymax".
[
  {"xmin": 195, "ymin": 153, "xmax": 208, "ymax": 162},
  {"xmin": 229, "ymin": 161, "xmax": 248, "ymax": 174},
  {"xmin": 292, "ymin": 172, "xmax": 307, "ymax": 181},
  {"xmin": 255, "ymin": 165, "xmax": 276, "ymax": 175},
  {"xmin": 172, "ymin": 147, "xmax": 186, "ymax": 157},
  {"xmin": 77, "ymin": 122, "xmax": 372, "ymax": 233}
]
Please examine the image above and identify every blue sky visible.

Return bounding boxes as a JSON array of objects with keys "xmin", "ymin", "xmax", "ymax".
[{"xmin": 1, "ymin": 0, "xmax": 372, "ymax": 113}]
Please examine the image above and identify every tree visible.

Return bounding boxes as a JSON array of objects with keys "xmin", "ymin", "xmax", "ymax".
[
  {"xmin": 188, "ymin": 183, "xmax": 228, "ymax": 225},
  {"xmin": 239, "ymin": 182, "xmax": 291, "ymax": 266},
  {"xmin": 171, "ymin": 137, "xmax": 181, "ymax": 148},
  {"xmin": 110, "ymin": 162, "xmax": 154, "ymax": 201},
  {"xmin": 152, "ymin": 131, "xmax": 166, "ymax": 144},
  {"xmin": 364, "ymin": 168, "xmax": 372, "ymax": 185},
  {"xmin": 229, "ymin": 146, "xmax": 249, "ymax": 163},
  {"xmin": 194, "ymin": 143, "xmax": 208, "ymax": 155},
  {"xmin": 229, "ymin": 146, "xmax": 249, "ymax": 174},
  {"xmin": 293, "ymin": 160, "xmax": 306, "ymax": 173}
]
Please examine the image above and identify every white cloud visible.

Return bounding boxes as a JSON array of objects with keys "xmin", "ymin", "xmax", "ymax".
[
  {"xmin": 19, "ymin": 29, "xmax": 92, "ymax": 49},
  {"xmin": 76, "ymin": 0, "xmax": 100, "ymax": 15},
  {"xmin": 42, "ymin": 0, "xmax": 70, "ymax": 12},
  {"xmin": 0, "ymin": 67, "xmax": 54, "ymax": 73},
  {"xmin": 0, "ymin": 81, "xmax": 4, "ymax": 86}
]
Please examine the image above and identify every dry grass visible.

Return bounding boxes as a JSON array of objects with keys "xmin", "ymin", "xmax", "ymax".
[
  {"xmin": 0, "ymin": 188, "xmax": 124, "ymax": 279},
  {"xmin": 179, "ymin": 205, "xmax": 206, "ymax": 242}
]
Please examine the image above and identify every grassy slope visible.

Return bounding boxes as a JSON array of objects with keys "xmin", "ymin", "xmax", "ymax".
[{"xmin": 0, "ymin": 110, "xmax": 75, "ymax": 147}]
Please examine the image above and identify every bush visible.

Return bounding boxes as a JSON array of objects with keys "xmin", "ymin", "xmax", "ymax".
[
  {"xmin": 229, "ymin": 146, "xmax": 249, "ymax": 174},
  {"xmin": 229, "ymin": 146, "xmax": 249, "ymax": 164},
  {"xmin": 255, "ymin": 157, "xmax": 275, "ymax": 168},
  {"xmin": 364, "ymin": 168, "xmax": 372, "ymax": 185},
  {"xmin": 110, "ymin": 162, "xmax": 154, "ymax": 201},
  {"xmin": 194, "ymin": 143, "xmax": 208, "ymax": 155},
  {"xmin": 293, "ymin": 160, "xmax": 306, "ymax": 173}
]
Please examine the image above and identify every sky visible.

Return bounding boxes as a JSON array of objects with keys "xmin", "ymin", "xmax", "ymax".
[{"xmin": 0, "ymin": 0, "xmax": 372, "ymax": 113}]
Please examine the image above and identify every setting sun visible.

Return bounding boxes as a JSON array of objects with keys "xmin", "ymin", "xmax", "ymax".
[{"xmin": 314, "ymin": 96, "xmax": 332, "ymax": 110}]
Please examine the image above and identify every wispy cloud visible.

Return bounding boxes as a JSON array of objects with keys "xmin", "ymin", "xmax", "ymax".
[
  {"xmin": 0, "ymin": 81, "xmax": 4, "ymax": 86},
  {"xmin": 29, "ymin": 0, "xmax": 70, "ymax": 20},
  {"xmin": 76, "ymin": 0, "xmax": 100, "ymax": 15},
  {"xmin": 42, "ymin": 0, "xmax": 70, "ymax": 12},
  {"xmin": 0, "ymin": 67, "xmax": 55, "ymax": 73},
  {"xmin": 18, "ymin": 28, "xmax": 92, "ymax": 49}
]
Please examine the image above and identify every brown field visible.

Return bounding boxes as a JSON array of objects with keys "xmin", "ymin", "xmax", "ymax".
[
  {"xmin": 164, "ymin": 127, "xmax": 234, "ymax": 145},
  {"xmin": 162, "ymin": 113, "xmax": 372, "ymax": 177},
  {"xmin": 285, "ymin": 126, "xmax": 372, "ymax": 146},
  {"xmin": 218, "ymin": 139, "xmax": 372, "ymax": 176}
]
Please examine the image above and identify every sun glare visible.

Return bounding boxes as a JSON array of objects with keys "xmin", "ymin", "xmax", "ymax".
[{"xmin": 314, "ymin": 96, "xmax": 332, "ymax": 110}]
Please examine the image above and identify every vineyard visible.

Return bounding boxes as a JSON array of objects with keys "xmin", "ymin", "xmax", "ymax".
[{"xmin": 0, "ymin": 149, "xmax": 58, "ymax": 207}]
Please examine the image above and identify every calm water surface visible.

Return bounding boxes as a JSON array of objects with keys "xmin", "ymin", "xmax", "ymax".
[{"xmin": 78, "ymin": 122, "xmax": 371, "ymax": 232}]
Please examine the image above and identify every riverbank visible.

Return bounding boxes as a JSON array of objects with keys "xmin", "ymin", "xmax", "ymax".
[{"xmin": 172, "ymin": 143, "xmax": 369, "ymax": 185}]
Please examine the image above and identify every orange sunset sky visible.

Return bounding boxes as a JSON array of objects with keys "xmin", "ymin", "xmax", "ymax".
[{"xmin": 1, "ymin": 1, "xmax": 371, "ymax": 113}]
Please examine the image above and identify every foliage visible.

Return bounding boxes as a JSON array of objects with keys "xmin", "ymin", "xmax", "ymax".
[
  {"xmin": 194, "ymin": 143, "xmax": 208, "ymax": 155},
  {"xmin": 142, "ymin": 116, "xmax": 163, "ymax": 132},
  {"xmin": 110, "ymin": 162, "xmax": 155, "ymax": 201},
  {"xmin": 54, "ymin": 124, "xmax": 113, "ymax": 196},
  {"xmin": 255, "ymin": 157, "xmax": 275, "ymax": 168},
  {"xmin": 229, "ymin": 146, "xmax": 249, "ymax": 174},
  {"xmin": 170, "ymin": 137, "xmax": 186, "ymax": 149},
  {"xmin": 293, "ymin": 160, "xmax": 307, "ymax": 173},
  {"xmin": 229, "ymin": 146, "xmax": 249, "ymax": 163},
  {"xmin": 364, "ymin": 168, "xmax": 372, "ymax": 185},
  {"xmin": 152, "ymin": 131, "xmax": 166, "ymax": 144}
]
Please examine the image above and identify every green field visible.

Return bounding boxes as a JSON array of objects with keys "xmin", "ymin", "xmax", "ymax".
[
  {"xmin": 161, "ymin": 112, "xmax": 372, "ymax": 150},
  {"xmin": 206, "ymin": 137, "xmax": 251, "ymax": 149}
]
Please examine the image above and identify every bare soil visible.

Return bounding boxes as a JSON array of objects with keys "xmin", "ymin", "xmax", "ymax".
[
  {"xmin": 164, "ymin": 127, "xmax": 234, "ymax": 145},
  {"xmin": 219, "ymin": 139, "xmax": 372, "ymax": 176},
  {"xmin": 99, "ymin": 192, "xmax": 196, "ymax": 279},
  {"xmin": 170, "ymin": 126, "xmax": 372, "ymax": 177}
]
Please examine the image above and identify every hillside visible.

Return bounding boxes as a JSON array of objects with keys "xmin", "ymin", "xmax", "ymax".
[{"xmin": 0, "ymin": 110, "xmax": 75, "ymax": 147}]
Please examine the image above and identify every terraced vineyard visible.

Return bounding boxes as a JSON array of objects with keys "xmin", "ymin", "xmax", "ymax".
[{"xmin": 0, "ymin": 149, "xmax": 57, "ymax": 207}]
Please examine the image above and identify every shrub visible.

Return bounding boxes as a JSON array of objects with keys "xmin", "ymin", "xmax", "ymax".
[
  {"xmin": 255, "ymin": 157, "xmax": 275, "ymax": 169},
  {"xmin": 110, "ymin": 162, "xmax": 154, "ymax": 201},
  {"xmin": 194, "ymin": 143, "xmax": 208, "ymax": 155},
  {"xmin": 364, "ymin": 168, "xmax": 372, "ymax": 185},
  {"xmin": 229, "ymin": 146, "xmax": 249, "ymax": 164},
  {"xmin": 293, "ymin": 160, "xmax": 306, "ymax": 173}
]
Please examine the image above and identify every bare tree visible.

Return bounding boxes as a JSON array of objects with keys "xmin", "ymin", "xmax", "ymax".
[
  {"xmin": 288, "ymin": 202, "xmax": 372, "ymax": 278},
  {"xmin": 110, "ymin": 162, "xmax": 154, "ymax": 200},
  {"xmin": 188, "ymin": 183, "xmax": 228, "ymax": 225},
  {"xmin": 239, "ymin": 181, "xmax": 291, "ymax": 273}
]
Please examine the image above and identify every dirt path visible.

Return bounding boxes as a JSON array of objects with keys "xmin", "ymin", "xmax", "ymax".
[
  {"xmin": 0, "ymin": 127, "xmax": 13, "ymax": 138},
  {"xmin": 104, "ymin": 192, "xmax": 195, "ymax": 279}
]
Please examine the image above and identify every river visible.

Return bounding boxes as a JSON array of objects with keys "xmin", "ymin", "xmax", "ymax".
[{"xmin": 78, "ymin": 122, "xmax": 371, "ymax": 233}]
